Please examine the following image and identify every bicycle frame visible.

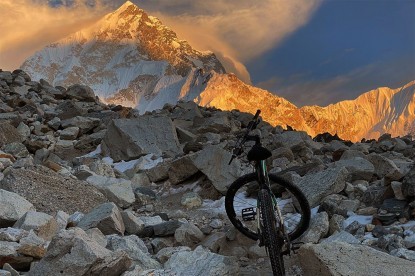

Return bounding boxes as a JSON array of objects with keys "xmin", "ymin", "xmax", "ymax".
[{"xmin": 255, "ymin": 160, "xmax": 287, "ymax": 242}]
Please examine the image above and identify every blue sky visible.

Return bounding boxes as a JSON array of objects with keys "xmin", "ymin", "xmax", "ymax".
[
  {"xmin": 249, "ymin": 0, "xmax": 415, "ymax": 106},
  {"xmin": 1, "ymin": 0, "xmax": 414, "ymax": 107}
]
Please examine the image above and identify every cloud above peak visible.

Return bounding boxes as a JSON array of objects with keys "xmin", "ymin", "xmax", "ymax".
[{"xmin": 1, "ymin": 0, "xmax": 322, "ymax": 83}]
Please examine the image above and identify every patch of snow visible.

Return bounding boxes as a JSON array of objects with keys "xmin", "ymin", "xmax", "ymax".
[
  {"xmin": 82, "ymin": 145, "xmax": 102, "ymax": 157},
  {"xmin": 102, "ymin": 156, "xmax": 114, "ymax": 165},
  {"xmin": 113, "ymin": 159, "xmax": 141, "ymax": 173},
  {"xmin": 343, "ymin": 214, "xmax": 373, "ymax": 227}
]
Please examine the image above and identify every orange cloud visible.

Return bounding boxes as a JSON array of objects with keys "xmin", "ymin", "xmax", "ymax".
[{"xmin": 0, "ymin": 0, "xmax": 111, "ymax": 70}]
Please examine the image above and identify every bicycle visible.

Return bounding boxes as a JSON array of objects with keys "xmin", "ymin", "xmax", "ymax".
[{"xmin": 225, "ymin": 110, "xmax": 311, "ymax": 276}]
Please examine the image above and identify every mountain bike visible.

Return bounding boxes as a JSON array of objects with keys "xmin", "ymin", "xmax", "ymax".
[{"xmin": 225, "ymin": 110, "xmax": 311, "ymax": 276}]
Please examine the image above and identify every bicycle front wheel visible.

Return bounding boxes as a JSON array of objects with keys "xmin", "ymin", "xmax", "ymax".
[
  {"xmin": 259, "ymin": 189, "xmax": 285, "ymax": 276},
  {"xmin": 225, "ymin": 173, "xmax": 310, "ymax": 241}
]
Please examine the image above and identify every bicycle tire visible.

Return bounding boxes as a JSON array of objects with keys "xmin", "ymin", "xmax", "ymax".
[
  {"xmin": 259, "ymin": 189, "xmax": 285, "ymax": 276},
  {"xmin": 225, "ymin": 173, "xmax": 311, "ymax": 241}
]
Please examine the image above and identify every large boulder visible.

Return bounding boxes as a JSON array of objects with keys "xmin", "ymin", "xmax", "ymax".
[
  {"xmin": 164, "ymin": 246, "xmax": 239, "ymax": 275},
  {"xmin": 77, "ymin": 202, "xmax": 125, "ymax": 235},
  {"xmin": 28, "ymin": 227, "xmax": 131, "ymax": 276},
  {"xmin": 189, "ymin": 144, "xmax": 246, "ymax": 193},
  {"xmin": 0, "ymin": 166, "xmax": 107, "ymax": 215},
  {"xmin": 65, "ymin": 84, "xmax": 97, "ymax": 102},
  {"xmin": 106, "ymin": 235, "xmax": 162, "ymax": 270},
  {"xmin": 0, "ymin": 189, "xmax": 35, "ymax": 227},
  {"xmin": 295, "ymin": 167, "xmax": 349, "ymax": 207},
  {"xmin": 86, "ymin": 175, "xmax": 135, "ymax": 208},
  {"xmin": 13, "ymin": 211, "xmax": 58, "ymax": 241},
  {"xmin": 298, "ymin": 242, "xmax": 415, "ymax": 276},
  {"xmin": 367, "ymin": 153, "xmax": 403, "ymax": 181},
  {"xmin": 331, "ymin": 157, "xmax": 375, "ymax": 181},
  {"xmin": 101, "ymin": 116, "xmax": 182, "ymax": 162}
]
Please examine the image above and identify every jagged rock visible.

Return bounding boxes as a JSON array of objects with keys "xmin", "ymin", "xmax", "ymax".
[
  {"xmin": 274, "ymin": 131, "xmax": 320, "ymax": 149},
  {"xmin": 65, "ymin": 84, "xmax": 97, "ymax": 102},
  {"xmin": 340, "ymin": 149, "xmax": 367, "ymax": 160},
  {"xmin": 299, "ymin": 242, "xmax": 415, "ymax": 276},
  {"xmin": 174, "ymin": 223, "xmax": 205, "ymax": 247},
  {"xmin": 151, "ymin": 238, "xmax": 174, "ymax": 254},
  {"xmin": 2, "ymin": 264, "xmax": 18, "ymax": 276},
  {"xmin": 164, "ymin": 246, "xmax": 239, "ymax": 275},
  {"xmin": 299, "ymin": 212, "xmax": 329, "ymax": 243},
  {"xmin": 101, "ymin": 116, "xmax": 182, "ymax": 162},
  {"xmin": 0, "ymin": 166, "xmax": 107, "ymax": 215},
  {"xmin": 329, "ymin": 214, "xmax": 345, "ymax": 235},
  {"xmin": 89, "ymin": 160, "xmax": 115, "ymax": 178},
  {"xmin": 390, "ymin": 248, "xmax": 415, "ymax": 261},
  {"xmin": 404, "ymin": 234, "xmax": 415, "ymax": 249},
  {"xmin": 321, "ymin": 230, "xmax": 360, "ymax": 244},
  {"xmin": 362, "ymin": 183, "xmax": 394, "ymax": 207},
  {"xmin": 16, "ymin": 230, "xmax": 47, "ymax": 259},
  {"xmin": 0, "ymin": 123, "xmax": 23, "ymax": 147},
  {"xmin": 0, "ymin": 241, "xmax": 33, "ymax": 271},
  {"xmin": 391, "ymin": 181, "xmax": 406, "ymax": 200},
  {"xmin": 367, "ymin": 153, "xmax": 403, "ymax": 180},
  {"xmin": 201, "ymin": 232, "xmax": 226, "ymax": 253},
  {"xmin": 28, "ymin": 227, "xmax": 131, "ymax": 276},
  {"xmin": 61, "ymin": 116, "xmax": 101, "ymax": 135},
  {"xmin": 55, "ymin": 210, "xmax": 69, "ymax": 231},
  {"xmin": 13, "ymin": 211, "xmax": 58, "ymax": 241},
  {"xmin": 106, "ymin": 235, "xmax": 162, "ymax": 270},
  {"xmin": 155, "ymin": 246, "xmax": 191, "ymax": 264},
  {"xmin": 121, "ymin": 210, "xmax": 145, "ymax": 235},
  {"xmin": 168, "ymin": 155, "xmax": 200, "ymax": 185},
  {"xmin": 331, "ymin": 157, "xmax": 375, "ymax": 181},
  {"xmin": 377, "ymin": 234, "xmax": 405, "ymax": 252},
  {"xmin": 295, "ymin": 167, "xmax": 349, "ymax": 207},
  {"xmin": 180, "ymin": 192, "xmax": 202, "ymax": 208},
  {"xmin": 0, "ymin": 189, "xmax": 35, "ymax": 227},
  {"xmin": 1, "ymin": 143, "xmax": 29, "ymax": 159},
  {"xmin": 153, "ymin": 220, "xmax": 183, "ymax": 237},
  {"xmin": 59, "ymin": 126, "xmax": 80, "ymax": 140},
  {"xmin": 86, "ymin": 175, "xmax": 135, "ymax": 208},
  {"xmin": 0, "ymin": 228, "xmax": 29, "ymax": 242},
  {"xmin": 189, "ymin": 144, "xmax": 245, "ymax": 193},
  {"xmin": 77, "ymin": 202, "xmax": 125, "ymax": 235},
  {"xmin": 193, "ymin": 112, "xmax": 234, "ymax": 134},
  {"xmin": 402, "ymin": 166, "xmax": 415, "ymax": 198},
  {"xmin": 85, "ymin": 228, "xmax": 107, "ymax": 248}
]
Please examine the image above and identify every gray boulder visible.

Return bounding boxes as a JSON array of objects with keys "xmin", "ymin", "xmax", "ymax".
[
  {"xmin": 121, "ymin": 210, "xmax": 145, "ymax": 235},
  {"xmin": 106, "ymin": 235, "xmax": 162, "ymax": 270},
  {"xmin": 28, "ymin": 227, "xmax": 131, "ymax": 276},
  {"xmin": 61, "ymin": 116, "xmax": 100, "ymax": 135},
  {"xmin": 101, "ymin": 116, "xmax": 182, "ymax": 162},
  {"xmin": 174, "ymin": 223, "xmax": 204, "ymax": 247},
  {"xmin": 298, "ymin": 242, "xmax": 415, "ymax": 276},
  {"xmin": 331, "ymin": 157, "xmax": 375, "ymax": 181},
  {"xmin": 299, "ymin": 212, "xmax": 329, "ymax": 243},
  {"xmin": 86, "ymin": 175, "xmax": 135, "ymax": 208},
  {"xmin": 164, "ymin": 245, "xmax": 239, "ymax": 275},
  {"xmin": 13, "ymin": 211, "xmax": 58, "ymax": 241},
  {"xmin": 78, "ymin": 202, "xmax": 125, "ymax": 235},
  {"xmin": 65, "ymin": 84, "xmax": 97, "ymax": 102},
  {"xmin": 0, "ymin": 189, "xmax": 35, "ymax": 227},
  {"xmin": 189, "ymin": 144, "xmax": 245, "ymax": 193},
  {"xmin": 402, "ymin": 166, "xmax": 415, "ymax": 198},
  {"xmin": 367, "ymin": 153, "xmax": 403, "ymax": 180},
  {"xmin": 295, "ymin": 167, "xmax": 349, "ymax": 207}
]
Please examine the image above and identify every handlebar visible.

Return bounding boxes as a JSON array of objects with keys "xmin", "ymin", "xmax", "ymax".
[{"xmin": 229, "ymin": 110, "xmax": 261, "ymax": 164}]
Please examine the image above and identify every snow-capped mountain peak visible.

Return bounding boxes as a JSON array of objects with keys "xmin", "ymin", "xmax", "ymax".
[{"xmin": 21, "ymin": 1, "xmax": 225, "ymax": 98}]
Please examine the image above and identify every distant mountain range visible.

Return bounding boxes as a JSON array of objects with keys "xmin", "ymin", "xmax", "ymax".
[{"xmin": 21, "ymin": 1, "xmax": 415, "ymax": 142}]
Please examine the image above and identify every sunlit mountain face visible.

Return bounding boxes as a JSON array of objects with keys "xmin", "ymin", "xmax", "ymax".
[{"xmin": 21, "ymin": 1, "xmax": 415, "ymax": 142}]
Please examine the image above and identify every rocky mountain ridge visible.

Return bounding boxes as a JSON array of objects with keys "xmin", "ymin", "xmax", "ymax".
[
  {"xmin": 0, "ymin": 68, "xmax": 415, "ymax": 275},
  {"xmin": 20, "ymin": 1, "xmax": 415, "ymax": 143}
]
